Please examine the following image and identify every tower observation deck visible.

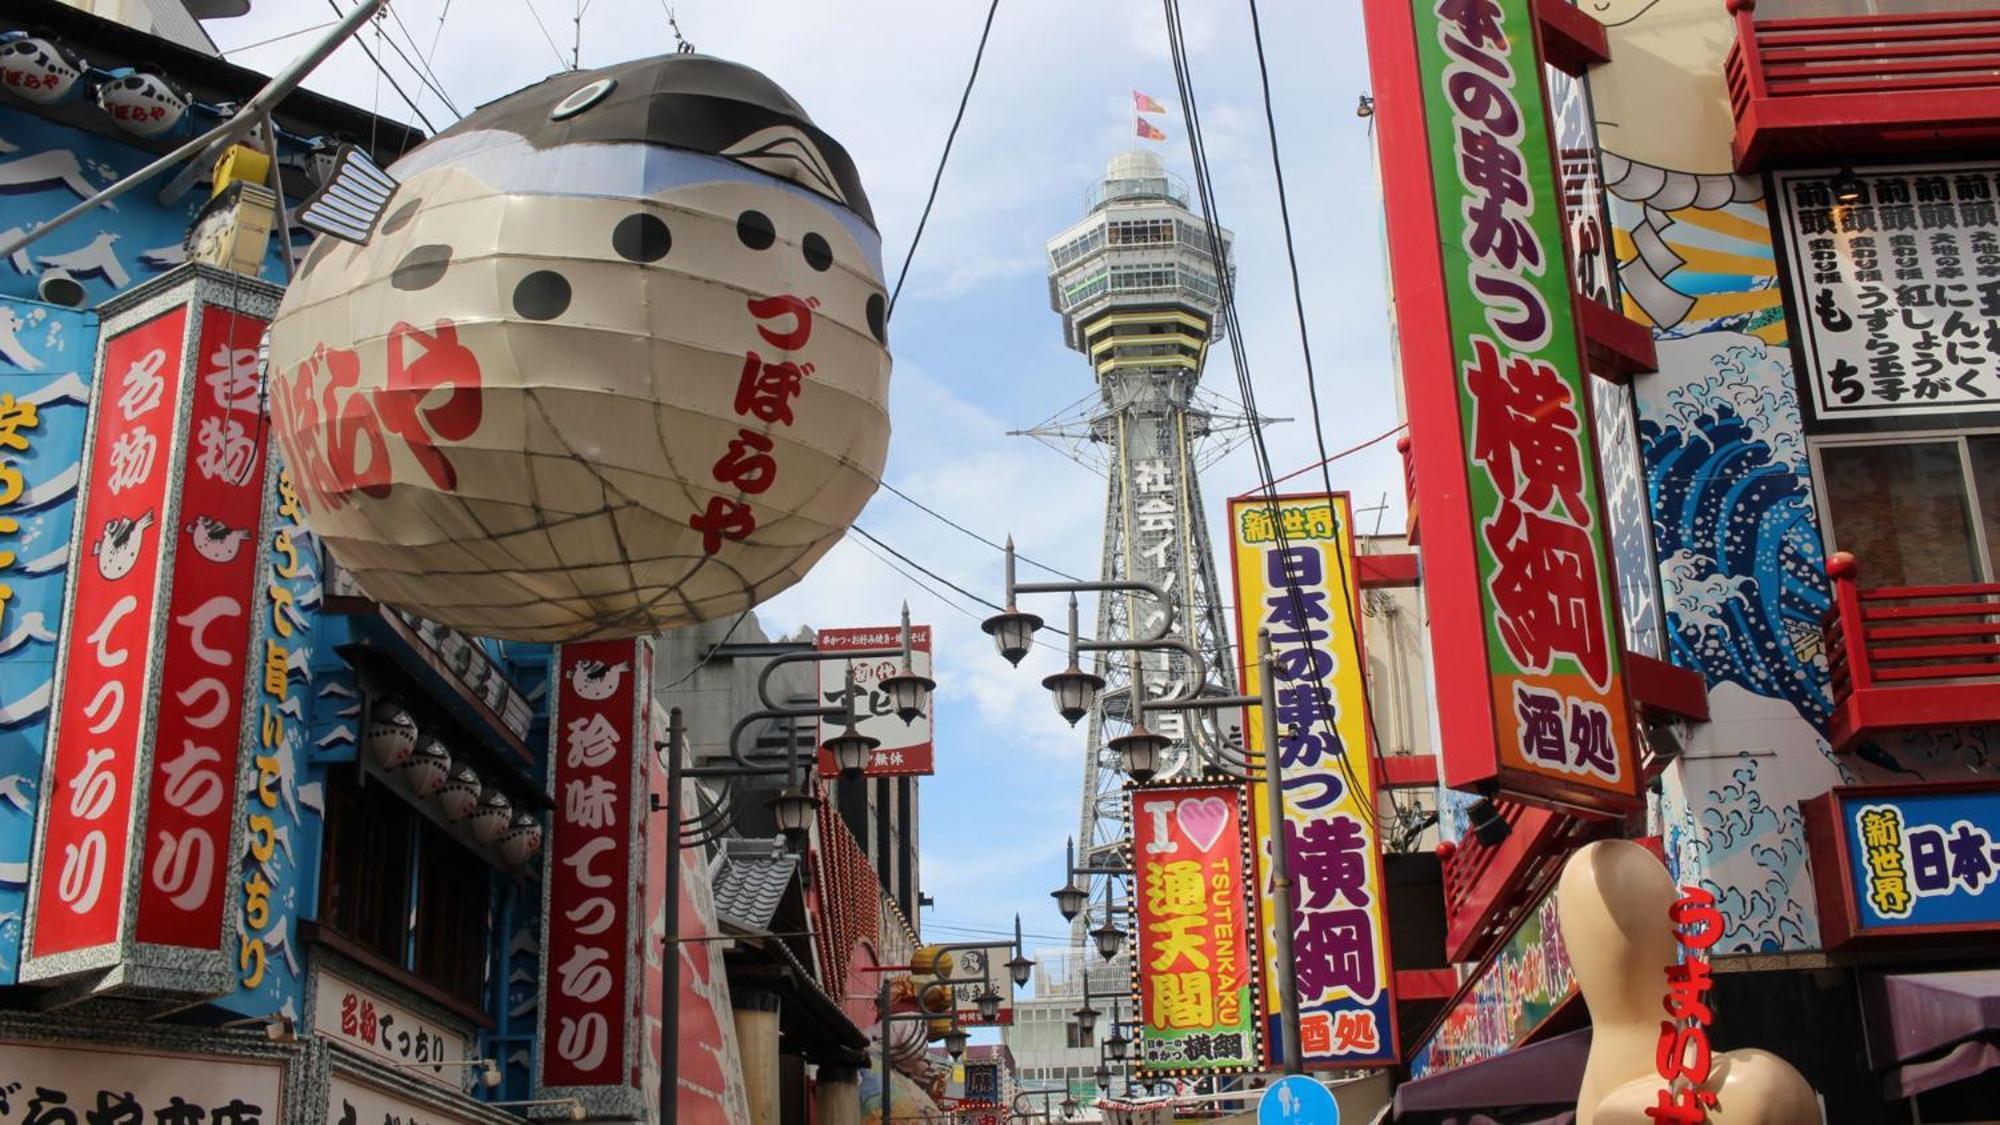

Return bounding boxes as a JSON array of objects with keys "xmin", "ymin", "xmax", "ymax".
[{"xmin": 1042, "ymin": 150, "xmax": 1240, "ymax": 886}]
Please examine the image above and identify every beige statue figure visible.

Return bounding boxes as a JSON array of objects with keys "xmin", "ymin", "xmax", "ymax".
[{"xmin": 1557, "ymin": 840, "xmax": 1821, "ymax": 1124}]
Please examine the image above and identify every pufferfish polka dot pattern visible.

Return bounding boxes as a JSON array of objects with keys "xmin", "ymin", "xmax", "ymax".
[{"xmin": 265, "ymin": 53, "xmax": 891, "ymax": 641}]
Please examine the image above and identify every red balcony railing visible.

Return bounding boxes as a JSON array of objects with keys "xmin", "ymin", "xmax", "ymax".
[
  {"xmin": 1398, "ymin": 434, "xmax": 1420, "ymax": 546},
  {"xmin": 1724, "ymin": 1, "xmax": 2000, "ymax": 170},
  {"xmin": 1434, "ymin": 804, "xmax": 1595, "ymax": 963},
  {"xmin": 1823, "ymin": 551, "xmax": 2000, "ymax": 753}
]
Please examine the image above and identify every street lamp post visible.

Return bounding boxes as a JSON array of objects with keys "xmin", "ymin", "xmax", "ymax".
[
  {"xmin": 983, "ymin": 541, "xmax": 1308, "ymax": 1076},
  {"xmin": 874, "ymin": 941, "xmax": 1025, "ymax": 1125},
  {"xmin": 657, "ymin": 611, "xmax": 934, "ymax": 1123}
]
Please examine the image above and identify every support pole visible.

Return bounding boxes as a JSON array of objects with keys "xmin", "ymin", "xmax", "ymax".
[
  {"xmin": 881, "ymin": 974, "xmax": 894, "ymax": 1125},
  {"xmin": 1257, "ymin": 628, "xmax": 1305, "ymax": 1074},
  {"xmin": 661, "ymin": 706, "xmax": 684, "ymax": 1123}
]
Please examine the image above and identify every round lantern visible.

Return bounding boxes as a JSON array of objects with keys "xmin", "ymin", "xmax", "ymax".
[
  {"xmin": 95, "ymin": 66, "xmax": 188, "ymax": 138},
  {"xmin": 437, "ymin": 764, "xmax": 481, "ymax": 820},
  {"xmin": 469, "ymin": 786, "xmax": 514, "ymax": 844},
  {"xmin": 0, "ymin": 34, "xmax": 85, "ymax": 105},
  {"xmin": 400, "ymin": 736, "xmax": 452, "ymax": 796},
  {"xmin": 264, "ymin": 53, "xmax": 890, "ymax": 641},
  {"xmin": 499, "ymin": 812, "xmax": 543, "ymax": 866},
  {"xmin": 364, "ymin": 703, "xmax": 419, "ymax": 769}
]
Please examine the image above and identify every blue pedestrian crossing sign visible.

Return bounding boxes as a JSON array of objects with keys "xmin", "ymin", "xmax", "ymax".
[{"xmin": 1258, "ymin": 1075, "xmax": 1338, "ymax": 1125}]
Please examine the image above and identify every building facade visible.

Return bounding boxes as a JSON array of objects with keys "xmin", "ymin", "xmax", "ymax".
[{"xmin": 1365, "ymin": 1, "xmax": 2000, "ymax": 1121}]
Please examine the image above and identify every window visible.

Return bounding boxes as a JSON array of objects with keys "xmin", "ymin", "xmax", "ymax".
[
  {"xmin": 319, "ymin": 765, "xmax": 493, "ymax": 1006},
  {"xmin": 1813, "ymin": 432, "xmax": 2000, "ymax": 587}
]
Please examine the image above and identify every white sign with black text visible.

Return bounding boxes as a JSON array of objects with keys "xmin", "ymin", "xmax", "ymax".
[
  {"xmin": 1777, "ymin": 163, "xmax": 2000, "ymax": 421},
  {"xmin": 314, "ymin": 966, "xmax": 476, "ymax": 1091},
  {"xmin": 0, "ymin": 1041, "xmax": 284, "ymax": 1121}
]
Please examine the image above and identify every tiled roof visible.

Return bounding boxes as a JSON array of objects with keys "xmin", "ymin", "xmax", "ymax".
[{"xmin": 712, "ymin": 838, "xmax": 798, "ymax": 933}]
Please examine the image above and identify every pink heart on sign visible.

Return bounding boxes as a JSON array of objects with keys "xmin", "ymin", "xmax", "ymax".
[{"xmin": 1176, "ymin": 797, "xmax": 1230, "ymax": 853}]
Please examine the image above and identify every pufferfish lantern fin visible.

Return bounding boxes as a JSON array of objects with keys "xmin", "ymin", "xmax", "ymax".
[
  {"xmin": 298, "ymin": 144, "xmax": 399, "ymax": 245},
  {"xmin": 720, "ymin": 126, "xmax": 849, "ymax": 213}
]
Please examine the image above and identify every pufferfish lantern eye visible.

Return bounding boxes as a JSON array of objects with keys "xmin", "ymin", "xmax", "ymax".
[{"xmin": 550, "ymin": 77, "xmax": 616, "ymax": 121}]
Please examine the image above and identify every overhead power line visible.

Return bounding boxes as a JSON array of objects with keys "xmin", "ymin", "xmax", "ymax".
[
  {"xmin": 886, "ymin": 0, "xmax": 1003, "ymax": 320},
  {"xmin": 877, "ymin": 478, "xmax": 1087, "ymax": 584},
  {"xmin": 328, "ymin": 1, "xmax": 438, "ymax": 134}
]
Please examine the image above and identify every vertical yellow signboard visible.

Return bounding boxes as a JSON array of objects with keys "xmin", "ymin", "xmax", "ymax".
[{"xmin": 1228, "ymin": 492, "xmax": 1396, "ymax": 1068}]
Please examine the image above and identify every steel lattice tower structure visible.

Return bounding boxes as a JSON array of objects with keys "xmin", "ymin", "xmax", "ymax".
[{"xmin": 1035, "ymin": 151, "xmax": 1243, "ymax": 891}]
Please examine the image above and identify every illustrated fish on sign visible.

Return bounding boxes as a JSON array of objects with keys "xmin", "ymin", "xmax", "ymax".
[
  {"xmin": 0, "ymin": 33, "xmax": 85, "ymax": 106},
  {"xmin": 185, "ymin": 514, "xmax": 250, "ymax": 563},
  {"xmin": 94, "ymin": 66, "xmax": 190, "ymax": 139},
  {"xmin": 266, "ymin": 53, "xmax": 891, "ymax": 643},
  {"xmin": 93, "ymin": 509, "xmax": 154, "ymax": 580},
  {"xmin": 568, "ymin": 658, "xmax": 628, "ymax": 701}
]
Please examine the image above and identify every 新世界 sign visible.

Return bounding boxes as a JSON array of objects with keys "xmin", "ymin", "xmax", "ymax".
[
  {"xmin": 1228, "ymin": 493, "xmax": 1396, "ymax": 1069},
  {"xmin": 1804, "ymin": 781, "xmax": 2000, "ymax": 950}
]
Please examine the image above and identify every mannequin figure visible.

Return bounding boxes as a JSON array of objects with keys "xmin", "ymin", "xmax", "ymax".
[{"xmin": 1556, "ymin": 840, "xmax": 1820, "ymax": 1124}]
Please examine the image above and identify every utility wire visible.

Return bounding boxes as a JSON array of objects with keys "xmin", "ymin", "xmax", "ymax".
[
  {"xmin": 845, "ymin": 527, "xmax": 1082, "ymax": 655},
  {"xmin": 218, "ymin": 18, "xmax": 339, "ymax": 56},
  {"xmin": 1161, "ymin": 0, "xmax": 1373, "ymax": 825},
  {"xmin": 852, "ymin": 525, "xmax": 1003, "ymax": 614},
  {"xmin": 877, "ymin": 478, "xmax": 1087, "ymax": 583},
  {"xmin": 1267, "ymin": 421, "xmax": 1407, "ymax": 489},
  {"xmin": 329, "ymin": 1, "xmax": 438, "ymax": 134},
  {"xmin": 377, "ymin": 3, "xmax": 462, "ymax": 118},
  {"xmin": 1245, "ymin": 0, "xmax": 1398, "ymax": 830},
  {"xmin": 518, "ymin": 0, "xmax": 572, "ymax": 70},
  {"xmin": 885, "ymin": 0, "xmax": 1002, "ymax": 321}
]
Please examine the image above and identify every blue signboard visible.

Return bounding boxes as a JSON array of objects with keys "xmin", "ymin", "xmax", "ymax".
[
  {"xmin": 213, "ymin": 462, "xmax": 327, "ymax": 1021},
  {"xmin": 0, "ymin": 106, "xmax": 294, "ymax": 308},
  {"xmin": 1259, "ymin": 1075, "xmax": 1338, "ymax": 1125},
  {"xmin": 1848, "ymin": 789, "xmax": 2000, "ymax": 930},
  {"xmin": 0, "ymin": 294, "xmax": 93, "ymax": 984}
]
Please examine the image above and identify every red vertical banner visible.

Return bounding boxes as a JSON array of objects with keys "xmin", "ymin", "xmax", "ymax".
[
  {"xmin": 1128, "ymin": 782, "xmax": 1261, "ymax": 1077},
  {"xmin": 27, "ymin": 304, "xmax": 190, "ymax": 964},
  {"xmin": 540, "ymin": 636, "xmax": 652, "ymax": 1118},
  {"xmin": 24, "ymin": 267, "xmax": 286, "ymax": 992},
  {"xmin": 135, "ymin": 307, "xmax": 271, "ymax": 949}
]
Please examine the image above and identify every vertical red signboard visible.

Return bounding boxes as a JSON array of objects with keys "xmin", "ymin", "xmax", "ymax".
[
  {"xmin": 540, "ymin": 636, "xmax": 653, "ymax": 1119},
  {"xmin": 27, "ymin": 304, "xmax": 190, "ymax": 964},
  {"xmin": 24, "ymin": 267, "xmax": 283, "ymax": 994},
  {"xmin": 1128, "ymin": 781, "xmax": 1261, "ymax": 1077},
  {"xmin": 136, "ymin": 307, "xmax": 270, "ymax": 948},
  {"xmin": 1361, "ymin": 0, "xmax": 1641, "ymax": 815}
]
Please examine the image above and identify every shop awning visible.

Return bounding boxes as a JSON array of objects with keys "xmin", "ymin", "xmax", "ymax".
[
  {"xmin": 1864, "ymin": 970, "xmax": 2000, "ymax": 1100},
  {"xmin": 1392, "ymin": 1027, "xmax": 1589, "ymax": 1123}
]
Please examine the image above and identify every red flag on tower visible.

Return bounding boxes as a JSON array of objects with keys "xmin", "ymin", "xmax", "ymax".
[
  {"xmin": 1134, "ymin": 90, "xmax": 1167, "ymax": 114},
  {"xmin": 1136, "ymin": 117, "xmax": 1167, "ymax": 141}
]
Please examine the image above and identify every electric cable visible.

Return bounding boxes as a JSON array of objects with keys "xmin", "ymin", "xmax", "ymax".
[
  {"xmin": 885, "ymin": 0, "xmax": 1002, "ymax": 321},
  {"xmin": 1245, "ymin": 0, "xmax": 1404, "ymax": 835},
  {"xmin": 876, "ymin": 478, "xmax": 1088, "ymax": 584},
  {"xmin": 1160, "ymin": 0, "xmax": 1374, "ymax": 825},
  {"xmin": 518, "ymin": 0, "xmax": 573, "ymax": 71},
  {"xmin": 328, "ymin": 0, "xmax": 438, "ymax": 134},
  {"xmin": 381, "ymin": 0, "xmax": 463, "ymax": 117}
]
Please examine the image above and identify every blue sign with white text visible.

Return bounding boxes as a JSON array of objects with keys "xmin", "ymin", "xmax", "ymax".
[{"xmin": 1848, "ymin": 789, "xmax": 2000, "ymax": 930}]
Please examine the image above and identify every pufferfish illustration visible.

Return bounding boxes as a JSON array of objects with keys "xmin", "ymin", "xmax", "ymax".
[
  {"xmin": 0, "ymin": 33, "xmax": 86, "ymax": 106},
  {"xmin": 568, "ymin": 658, "xmax": 629, "ymax": 701},
  {"xmin": 185, "ymin": 514, "xmax": 251, "ymax": 564},
  {"xmin": 266, "ymin": 53, "xmax": 891, "ymax": 644},
  {"xmin": 94, "ymin": 66, "xmax": 190, "ymax": 138},
  {"xmin": 93, "ymin": 510, "xmax": 155, "ymax": 581}
]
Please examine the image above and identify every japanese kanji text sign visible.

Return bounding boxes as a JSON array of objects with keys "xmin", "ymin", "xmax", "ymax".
[
  {"xmin": 1803, "ymin": 782, "xmax": 2000, "ymax": 949},
  {"xmin": 1777, "ymin": 164, "xmax": 2000, "ymax": 423},
  {"xmin": 25, "ymin": 267, "xmax": 283, "ymax": 991},
  {"xmin": 816, "ymin": 625, "xmax": 934, "ymax": 777},
  {"xmin": 1651, "ymin": 887, "xmax": 1723, "ymax": 1124},
  {"xmin": 1364, "ymin": 0, "xmax": 1640, "ymax": 814},
  {"xmin": 539, "ymin": 637, "xmax": 653, "ymax": 1117},
  {"xmin": 313, "ymin": 964, "xmax": 473, "ymax": 1090},
  {"xmin": 0, "ymin": 1041, "xmax": 283, "ymax": 1122},
  {"xmin": 1227, "ymin": 493, "xmax": 1396, "ymax": 1069},
  {"xmin": 1127, "ymin": 781, "xmax": 1259, "ymax": 1076}
]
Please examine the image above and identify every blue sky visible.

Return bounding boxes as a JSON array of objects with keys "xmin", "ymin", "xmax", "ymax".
[{"xmin": 219, "ymin": 0, "xmax": 1404, "ymax": 973}]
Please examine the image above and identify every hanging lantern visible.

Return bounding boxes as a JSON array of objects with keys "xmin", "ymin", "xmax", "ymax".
[
  {"xmin": 95, "ymin": 66, "xmax": 189, "ymax": 138},
  {"xmin": 399, "ymin": 736, "xmax": 452, "ymax": 796},
  {"xmin": 437, "ymin": 764, "xmax": 481, "ymax": 820},
  {"xmin": 364, "ymin": 702, "xmax": 419, "ymax": 769},
  {"xmin": 499, "ymin": 812, "xmax": 543, "ymax": 866},
  {"xmin": 263, "ymin": 53, "xmax": 890, "ymax": 642},
  {"xmin": 0, "ymin": 33, "xmax": 85, "ymax": 105},
  {"xmin": 469, "ymin": 785, "xmax": 514, "ymax": 844}
]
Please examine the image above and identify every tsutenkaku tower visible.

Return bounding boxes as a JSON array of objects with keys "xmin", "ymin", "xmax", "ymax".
[{"xmin": 1040, "ymin": 150, "xmax": 1240, "ymax": 884}]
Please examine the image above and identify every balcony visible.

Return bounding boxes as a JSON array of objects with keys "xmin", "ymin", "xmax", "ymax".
[
  {"xmin": 1435, "ymin": 804, "xmax": 1599, "ymax": 962},
  {"xmin": 1725, "ymin": 1, "xmax": 2000, "ymax": 171},
  {"xmin": 1823, "ymin": 552, "xmax": 2000, "ymax": 753}
]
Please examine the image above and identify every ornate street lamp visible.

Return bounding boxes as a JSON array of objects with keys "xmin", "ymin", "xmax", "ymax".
[
  {"xmin": 1041, "ymin": 596, "xmax": 1105, "ymax": 726},
  {"xmin": 822, "ymin": 720, "xmax": 879, "ymax": 779},
  {"xmin": 943, "ymin": 1023, "xmax": 969, "ymax": 1060},
  {"xmin": 1107, "ymin": 722, "xmax": 1170, "ymax": 783},
  {"xmin": 980, "ymin": 538, "xmax": 1046, "ymax": 666},
  {"xmin": 976, "ymin": 988, "xmax": 1003, "ymax": 1022},
  {"xmin": 767, "ymin": 787, "xmax": 819, "ymax": 847},
  {"xmin": 1052, "ymin": 837, "xmax": 1091, "ymax": 921},
  {"xmin": 881, "ymin": 603, "xmax": 937, "ymax": 723},
  {"xmin": 1074, "ymin": 969, "xmax": 1101, "ymax": 1038},
  {"xmin": 1089, "ymin": 878, "xmax": 1126, "ymax": 963}
]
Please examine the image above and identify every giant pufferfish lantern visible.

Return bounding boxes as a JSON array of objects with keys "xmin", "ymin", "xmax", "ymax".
[{"xmin": 266, "ymin": 54, "xmax": 889, "ymax": 641}]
